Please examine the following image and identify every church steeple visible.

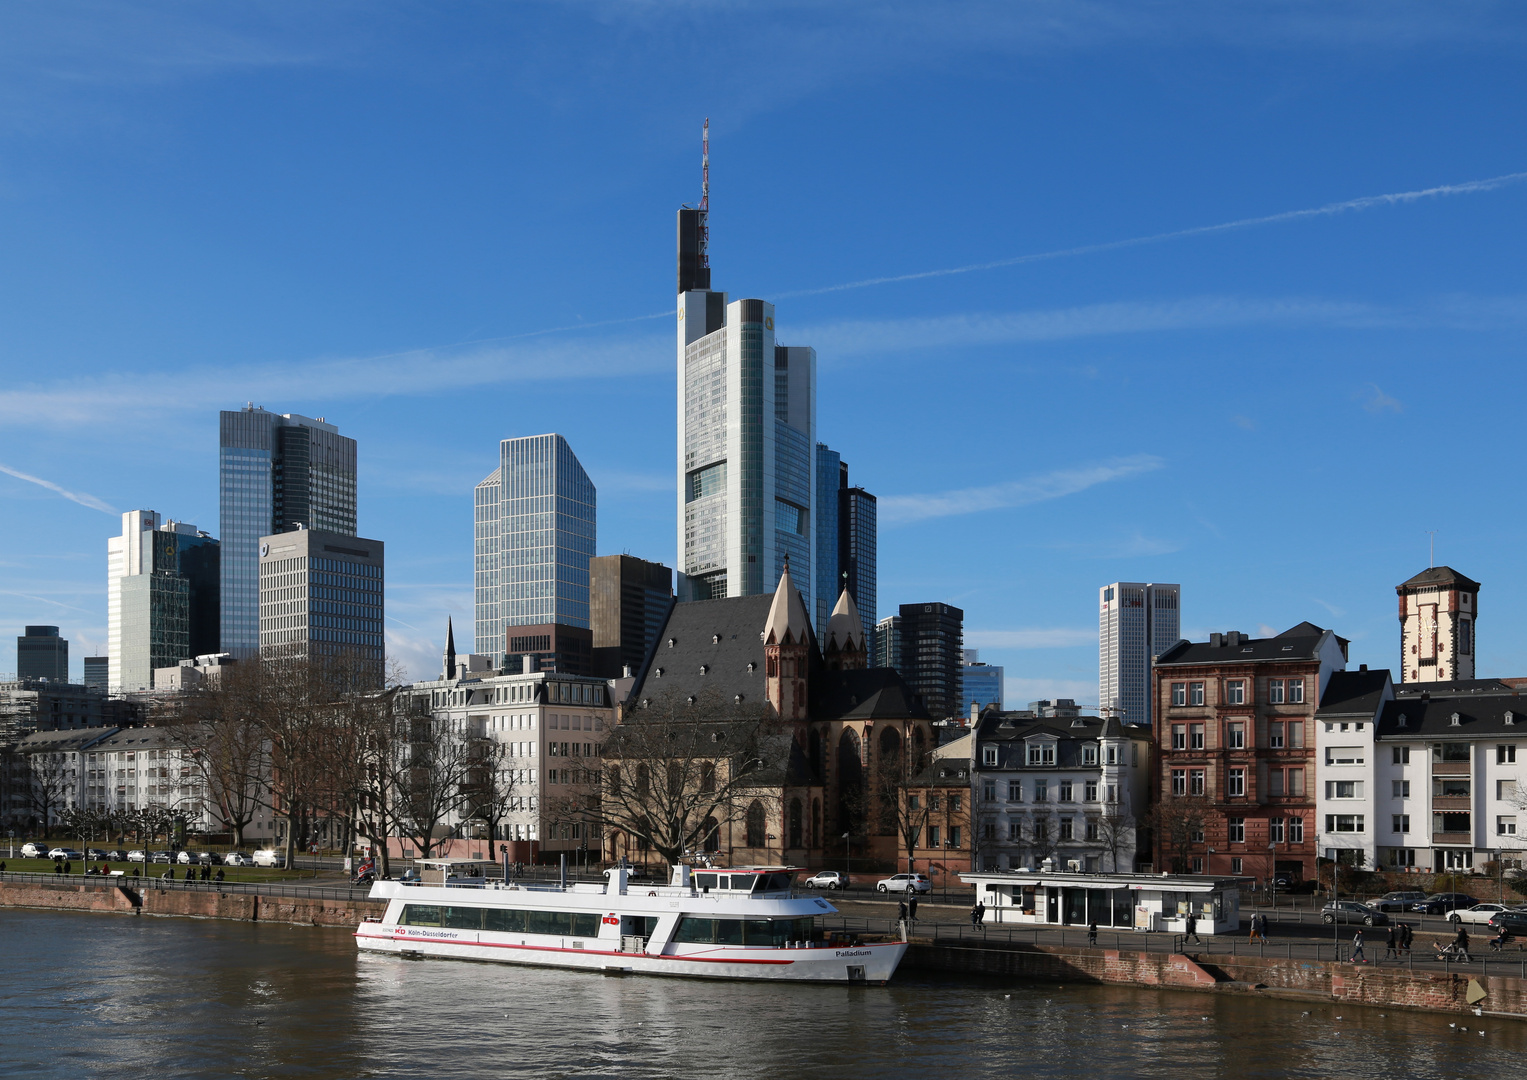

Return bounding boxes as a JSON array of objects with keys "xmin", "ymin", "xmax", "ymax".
[
  {"xmin": 443, "ymin": 616, "xmax": 457, "ymax": 680},
  {"xmin": 764, "ymin": 558, "xmax": 811, "ymax": 720},
  {"xmin": 823, "ymin": 587, "xmax": 867, "ymax": 671}
]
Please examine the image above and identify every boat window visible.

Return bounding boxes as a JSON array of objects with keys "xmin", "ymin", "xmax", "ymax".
[
  {"xmin": 695, "ymin": 873, "xmax": 718, "ymax": 891},
  {"xmin": 484, "ymin": 909, "xmax": 526, "ymax": 934},
  {"xmin": 753, "ymin": 873, "xmax": 792, "ymax": 893},
  {"xmin": 673, "ymin": 916, "xmax": 816, "ymax": 946},
  {"xmin": 444, "ymin": 907, "xmax": 485, "ymax": 930},
  {"xmin": 400, "ymin": 904, "xmax": 441, "ymax": 927}
]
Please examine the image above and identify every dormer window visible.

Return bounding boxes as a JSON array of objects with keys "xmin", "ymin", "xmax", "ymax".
[
  {"xmin": 700, "ymin": 665, "xmax": 709, "ymax": 675},
  {"xmin": 668, "ymin": 638, "xmax": 676, "ymax": 648},
  {"xmin": 1026, "ymin": 741, "xmax": 1056, "ymax": 766},
  {"xmin": 1398, "ymin": 713, "xmax": 1408, "ymax": 728},
  {"xmin": 1507, "ymin": 712, "xmax": 1515, "ymax": 726},
  {"xmin": 712, "ymin": 634, "xmax": 721, "ymax": 644},
  {"xmin": 982, "ymin": 746, "xmax": 998, "ymax": 766},
  {"xmin": 747, "ymin": 662, "xmax": 756, "ymax": 673},
  {"xmin": 655, "ymin": 667, "xmax": 664, "ymax": 678},
  {"xmin": 1450, "ymin": 713, "xmax": 1461, "ymax": 727}
]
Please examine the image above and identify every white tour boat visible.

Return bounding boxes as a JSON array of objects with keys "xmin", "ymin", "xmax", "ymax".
[{"xmin": 355, "ymin": 861, "xmax": 906, "ymax": 983}]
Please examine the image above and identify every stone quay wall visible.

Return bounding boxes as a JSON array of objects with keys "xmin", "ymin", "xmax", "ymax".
[{"xmin": 0, "ymin": 879, "xmax": 385, "ymax": 927}]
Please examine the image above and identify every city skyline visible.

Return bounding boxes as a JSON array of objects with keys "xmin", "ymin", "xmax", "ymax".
[{"xmin": 3, "ymin": 5, "xmax": 1527, "ymax": 697}]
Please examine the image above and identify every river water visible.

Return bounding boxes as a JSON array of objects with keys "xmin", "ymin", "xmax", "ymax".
[{"xmin": 0, "ymin": 908, "xmax": 1519, "ymax": 1079}]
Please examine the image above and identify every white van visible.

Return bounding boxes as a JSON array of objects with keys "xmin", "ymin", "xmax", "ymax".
[{"xmin": 252, "ymin": 850, "xmax": 286, "ymax": 868}]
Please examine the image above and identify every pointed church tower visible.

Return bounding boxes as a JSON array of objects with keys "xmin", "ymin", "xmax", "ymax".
[
  {"xmin": 823, "ymin": 588, "xmax": 867, "ymax": 671},
  {"xmin": 443, "ymin": 616, "xmax": 457, "ymax": 680},
  {"xmin": 763, "ymin": 558, "xmax": 812, "ymax": 720}
]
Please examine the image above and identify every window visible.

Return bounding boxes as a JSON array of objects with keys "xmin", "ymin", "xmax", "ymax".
[
  {"xmin": 1084, "ymin": 818, "xmax": 1100, "ymax": 841},
  {"xmin": 1460, "ymin": 619, "xmax": 1472, "ymax": 655},
  {"xmin": 982, "ymin": 746, "xmax": 998, "ymax": 766},
  {"xmin": 1499, "ymin": 780, "xmax": 1518, "ymax": 802},
  {"xmin": 1287, "ymin": 816, "xmax": 1304, "ymax": 843},
  {"xmin": 1171, "ymin": 769, "xmax": 1187, "ymax": 796},
  {"xmin": 1269, "ymin": 722, "xmax": 1284, "ymax": 749},
  {"xmin": 1190, "ymin": 682, "xmax": 1205, "ymax": 706},
  {"xmin": 1190, "ymin": 824, "xmax": 1204, "ymax": 843},
  {"xmin": 1028, "ymin": 743, "xmax": 1056, "ymax": 765},
  {"xmin": 1433, "ymin": 778, "xmax": 1471, "ymax": 798},
  {"xmin": 1227, "ymin": 722, "xmax": 1245, "ymax": 750},
  {"xmin": 1081, "ymin": 745, "xmax": 1098, "ymax": 766},
  {"xmin": 1432, "ymin": 743, "xmax": 1470, "ymax": 762},
  {"xmin": 949, "ymin": 827, "xmax": 961, "ymax": 848},
  {"xmin": 982, "ymin": 780, "xmax": 997, "ymax": 802},
  {"xmin": 1288, "ymin": 768, "xmax": 1305, "ymax": 796},
  {"xmin": 1392, "ymin": 746, "xmax": 1410, "ymax": 765},
  {"xmin": 1393, "ymin": 780, "xmax": 1410, "ymax": 798},
  {"xmin": 908, "ymin": 795, "xmax": 920, "ymax": 810},
  {"xmin": 1008, "ymin": 780, "xmax": 1023, "ymax": 801},
  {"xmin": 1268, "ymin": 817, "xmax": 1284, "ymax": 842},
  {"xmin": 1228, "ymin": 817, "xmax": 1245, "ymax": 842},
  {"xmin": 1171, "ymin": 725, "xmax": 1187, "ymax": 750},
  {"xmin": 1231, "ymin": 857, "xmax": 1243, "ymax": 874},
  {"xmin": 928, "ymin": 826, "xmax": 940, "ymax": 848},
  {"xmin": 1059, "ymin": 817, "xmax": 1073, "ymax": 841},
  {"xmin": 1499, "ymin": 816, "xmax": 1517, "ymax": 836},
  {"xmin": 1106, "ymin": 746, "xmax": 1118, "ymax": 765},
  {"xmin": 1084, "ymin": 781, "xmax": 1098, "ymax": 802},
  {"xmin": 1269, "ymin": 679, "xmax": 1285, "ymax": 704},
  {"xmin": 1434, "ymin": 811, "xmax": 1471, "ymax": 834},
  {"xmin": 1326, "ymin": 815, "xmax": 1364, "ymax": 833},
  {"xmin": 1387, "ymin": 848, "xmax": 1416, "ymax": 868},
  {"xmin": 950, "ymin": 795, "xmax": 962, "ymax": 812},
  {"xmin": 1034, "ymin": 780, "xmax": 1049, "ymax": 802},
  {"xmin": 1499, "ymin": 745, "xmax": 1517, "ymax": 764},
  {"xmin": 1172, "ymin": 683, "xmax": 1187, "ymax": 707},
  {"xmin": 1326, "ymin": 780, "xmax": 1361, "ymax": 799},
  {"xmin": 1189, "ymin": 724, "xmax": 1205, "ymax": 750},
  {"xmin": 1392, "ymin": 815, "xmax": 1410, "ymax": 833},
  {"xmin": 1059, "ymin": 781, "xmax": 1073, "ymax": 802},
  {"xmin": 1325, "ymin": 747, "xmax": 1364, "ymax": 766},
  {"xmin": 1228, "ymin": 768, "xmax": 1246, "ymax": 797},
  {"xmin": 1008, "ymin": 819, "xmax": 1022, "ymax": 841},
  {"xmin": 1106, "ymin": 784, "xmax": 1117, "ymax": 803},
  {"xmin": 1190, "ymin": 769, "xmax": 1206, "ymax": 796},
  {"xmin": 1269, "ymin": 770, "xmax": 1284, "ymax": 796},
  {"xmin": 1226, "ymin": 680, "xmax": 1245, "ymax": 705},
  {"xmin": 1190, "ymin": 857, "xmax": 1203, "ymax": 873},
  {"xmin": 1288, "ymin": 679, "xmax": 1304, "ymax": 704}
]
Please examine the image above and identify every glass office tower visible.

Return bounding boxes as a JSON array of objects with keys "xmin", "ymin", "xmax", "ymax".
[
  {"xmin": 107, "ymin": 511, "xmax": 220, "ymax": 690},
  {"xmin": 16, "ymin": 626, "xmax": 68, "ymax": 682},
  {"xmin": 474, "ymin": 434, "xmax": 597, "ymax": 656},
  {"xmin": 839, "ymin": 485, "xmax": 877, "ymax": 647},
  {"xmin": 813, "ymin": 444, "xmax": 842, "ymax": 636},
  {"xmin": 219, "ymin": 407, "xmax": 356, "ymax": 658}
]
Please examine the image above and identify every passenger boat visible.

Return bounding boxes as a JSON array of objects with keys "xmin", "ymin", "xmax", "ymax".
[{"xmin": 355, "ymin": 861, "xmax": 906, "ymax": 983}]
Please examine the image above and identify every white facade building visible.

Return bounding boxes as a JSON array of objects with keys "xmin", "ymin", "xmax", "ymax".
[
  {"xmin": 1098, "ymin": 582, "xmax": 1180, "ymax": 726},
  {"xmin": 1397, "ymin": 566, "xmax": 1480, "ymax": 684}
]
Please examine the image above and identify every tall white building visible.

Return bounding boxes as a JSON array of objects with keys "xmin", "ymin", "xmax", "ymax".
[
  {"xmin": 1098, "ymin": 582, "xmax": 1181, "ymax": 726},
  {"xmin": 107, "ymin": 511, "xmax": 219, "ymax": 691},
  {"xmin": 675, "ymin": 142, "xmax": 816, "ymax": 607},
  {"xmin": 1397, "ymin": 566, "xmax": 1479, "ymax": 684}
]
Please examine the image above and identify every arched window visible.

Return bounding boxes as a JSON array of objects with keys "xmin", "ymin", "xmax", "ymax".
[
  {"xmin": 701, "ymin": 816, "xmax": 720, "ymax": 853},
  {"xmin": 636, "ymin": 765, "xmax": 650, "ymax": 798},
  {"xmin": 607, "ymin": 766, "xmax": 622, "ymax": 795},
  {"xmin": 811, "ymin": 799, "xmax": 822, "ymax": 848},
  {"xmin": 746, "ymin": 800, "xmax": 767, "ymax": 848},
  {"xmin": 789, "ymin": 798, "xmax": 803, "ymax": 848},
  {"xmin": 700, "ymin": 762, "xmax": 716, "ymax": 793}
]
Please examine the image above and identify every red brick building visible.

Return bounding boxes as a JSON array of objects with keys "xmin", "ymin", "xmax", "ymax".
[{"xmin": 1150, "ymin": 623, "xmax": 1348, "ymax": 886}]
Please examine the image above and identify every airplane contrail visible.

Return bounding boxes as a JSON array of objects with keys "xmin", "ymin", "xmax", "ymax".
[
  {"xmin": 771, "ymin": 170, "xmax": 1527, "ymax": 299},
  {"xmin": 0, "ymin": 463, "xmax": 117, "ymax": 514}
]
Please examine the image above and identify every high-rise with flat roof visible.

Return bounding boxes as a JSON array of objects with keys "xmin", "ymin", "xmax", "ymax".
[
  {"xmin": 220, "ymin": 407, "xmax": 356, "ymax": 658},
  {"xmin": 82, "ymin": 657, "xmax": 108, "ymax": 692},
  {"xmin": 813, "ymin": 445, "xmax": 842, "ymax": 636},
  {"xmin": 108, "ymin": 511, "xmax": 220, "ymax": 690},
  {"xmin": 259, "ymin": 529, "xmax": 384, "ymax": 682},
  {"xmin": 676, "ymin": 144, "xmax": 817, "ymax": 609},
  {"xmin": 590, "ymin": 554, "xmax": 673, "ymax": 678},
  {"xmin": 898, "ymin": 602, "xmax": 965, "ymax": 719},
  {"xmin": 874, "ymin": 614, "xmax": 902, "ymax": 672},
  {"xmin": 17, "ymin": 626, "xmax": 68, "ymax": 682},
  {"xmin": 1098, "ymin": 581, "xmax": 1181, "ymax": 726},
  {"xmin": 474, "ymin": 434, "xmax": 597, "ymax": 656},
  {"xmin": 838, "ymin": 483, "xmax": 877, "ymax": 647},
  {"xmin": 961, "ymin": 649, "xmax": 1004, "ymax": 714}
]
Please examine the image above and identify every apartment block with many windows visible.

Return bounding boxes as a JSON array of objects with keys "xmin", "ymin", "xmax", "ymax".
[{"xmin": 1152, "ymin": 623, "xmax": 1348, "ymax": 884}]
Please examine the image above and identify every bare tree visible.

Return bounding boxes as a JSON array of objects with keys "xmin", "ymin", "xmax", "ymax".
[
  {"xmin": 161, "ymin": 667, "xmax": 269, "ymax": 848},
  {"xmin": 865, "ymin": 734, "xmax": 932, "ymax": 874},
  {"xmin": 1147, "ymin": 797, "xmax": 1207, "ymax": 874},
  {"xmin": 1094, "ymin": 800, "xmax": 1136, "ymax": 873},
  {"xmin": 27, "ymin": 751, "xmax": 74, "ymax": 837},
  {"xmin": 600, "ymin": 690, "xmax": 784, "ymax": 868},
  {"xmin": 464, "ymin": 740, "xmax": 516, "ymax": 860},
  {"xmin": 389, "ymin": 703, "xmax": 491, "ymax": 862}
]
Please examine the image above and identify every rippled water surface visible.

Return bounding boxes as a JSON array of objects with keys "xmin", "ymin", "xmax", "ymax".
[{"xmin": 2, "ymin": 908, "xmax": 1522, "ymax": 1078}]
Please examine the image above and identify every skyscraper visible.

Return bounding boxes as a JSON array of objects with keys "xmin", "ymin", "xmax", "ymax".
[
  {"xmin": 474, "ymin": 434, "xmax": 597, "ymax": 656},
  {"xmin": 590, "ymin": 554, "xmax": 674, "ymax": 678},
  {"xmin": 1098, "ymin": 581, "xmax": 1181, "ymax": 726},
  {"xmin": 898, "ymin": 602, "xmax": 965, "ymax": 719},
  {"xmin": 838, "ymin": 483, "xmax": 877, "ymax": 647},
  {"xmin": 107, "ymin": 511, "xmax": 220, "ymax": 690},
  {"xmin": 813, "ymin": 444, "xmax": 842, "ymax": 636},
  {"xmin": 16, "ymin": 626, "xmax": 67, "ymax": 682},
  {"xmin": 220, "ymin": 407, "xmax": 356, "ymax": 658},
  {"xmin": 961, "ymin": 648, "xmax": 1004, "ymax": 714},
  {"xmin": 874, "ymin": 614, "xmax": 902, "ymax": 672},
  {"xmin": 676, "ymin": 130, "xmax": 817, "ymax": 610},
  {"xmin": 259, "ymin": 528, "xmax": 384, "ymax": 681}
]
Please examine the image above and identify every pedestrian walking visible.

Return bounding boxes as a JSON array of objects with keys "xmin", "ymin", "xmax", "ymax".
[
  {"xmin": 1384, "ymin": 925, "xmax": 1398, "ymax": 959},
  {"xmin": 1185, "ymin": 913, "xmax": 1201, "ymax": 944},
  {"xmin": 1401, "ymin": 923, "xmax": 1414, "ymax": 954},
  {"xmin": 908, "ymin": 895, "xmax": 918, "ymax": 922},
  {"xmin": 1088, "ymin": 920, "xmax": 1098, "ymax": 946},
  {"xmin": 1351, "ymin": 929, "xmax": 1367, "ymax": 963},
  {"xmin": 971, "ymin": 901, "xmax": 986, "ymax": 928},
  {"xmin": 897, "ymin": 900, "xmax": 909, "ymax": 930},
  {"xmin": 1454, "ymin": 926, "xmax": 1472, "ymax": 962}
]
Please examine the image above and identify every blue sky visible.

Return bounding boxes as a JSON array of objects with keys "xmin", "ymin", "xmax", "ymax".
[{"xmin": 3, "ymin": 1, "xmax": 1526, "ymax": 703}]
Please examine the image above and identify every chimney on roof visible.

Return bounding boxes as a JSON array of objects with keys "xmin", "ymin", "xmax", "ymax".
[
  {"xmin": 1209, "ymin": 633, "xmax": 1224, "ymax": 648},
  {"xmin": 1226, "ymin": 631, "xmax": 1243, "ymax": 647},
  {"xmin": 1360, "ymin": 664, "xmax": 1367, "ymax": 672}
]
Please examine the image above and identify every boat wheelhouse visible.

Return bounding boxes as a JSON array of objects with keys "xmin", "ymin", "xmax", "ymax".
[{"xmin": 356, "ymin": 861, "xmax": 906, "ymax": 983}]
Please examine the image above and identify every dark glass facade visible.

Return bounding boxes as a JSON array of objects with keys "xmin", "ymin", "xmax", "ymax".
[
  {"xmin": 16, "ymin": 626, "xmax": 67, "ymax": 682},
  {"xmin": 840, "ymin": 486, "xmax": 877, "ymax": 647},
  {"xmin": 898, "ymin": 602, "xmax": 965, "ymax": 719}
]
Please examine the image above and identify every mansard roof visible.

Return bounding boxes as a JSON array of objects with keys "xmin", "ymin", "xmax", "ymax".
[
  {"xmin": 1154, "ymin": 622, "xmax": 1344, "ymax": 667},
  {"xmin": 1398, "ymin": 566, "xmax": 1481, "ymax": 592}
]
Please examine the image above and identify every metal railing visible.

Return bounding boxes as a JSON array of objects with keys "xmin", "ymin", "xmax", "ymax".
[{"xmin": 0, "ymin": 869, "xmax": 382, "ymax": 903}]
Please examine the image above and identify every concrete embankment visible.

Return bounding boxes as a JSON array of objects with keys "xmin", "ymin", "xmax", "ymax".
[
  {"xmin": 0, "ymin": 878, "xmax": 384, "ymax": 927},
  {"xmin": 905, "ymin": 938, "xmax": 1527, "ymax": 1019}
]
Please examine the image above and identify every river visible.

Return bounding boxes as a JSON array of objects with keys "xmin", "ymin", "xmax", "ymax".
[{"xmin": 0, "ymin": 908, "xmax": 1520, "ymax": 1078}]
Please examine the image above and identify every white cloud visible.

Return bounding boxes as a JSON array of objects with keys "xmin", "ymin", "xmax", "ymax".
[
  {"xmin": 881, "ymin": 455, "xmax": 1163, "ymax": 525},
  {"xmin": 0, "ymin": 463, "xmax": 116, "ymax": 514},
  {"xmin": 1361, "ymin": 383, "xmax": 1403, "ymax": 413},
  {"xmin": 967, "ymin": 628, "xmax": 1098, "ymax": 650}
]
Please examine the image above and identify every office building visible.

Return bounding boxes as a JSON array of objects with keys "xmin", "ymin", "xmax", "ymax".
[
  {"xmin": 504, "ymin": 622, "xmax": 594, "ymax": 678},
  {"xmin": 590, "ymin": 555, "xmax": 673, "ymax": 678},
  {"xmin": 81, "ymin": 657, "xmax": 108, "ymax": 693},
  {"xmin": 258, "ymin": 529, "xmax": 384, "ymax": 681},
  {"xmin": 961, "ymin": 649, "xmax": 1004, "ymax": 714},
  {"xmin": 813, "ymin": 445, "xmax": 842, "ymax": 636},
  {"xmin": 220, "ymin": 407, "xmax": 357, "ymax": 658},
  {"xmin": 474, "ymin": 434, "xmax": 597, "ymax": 657},
  {"xmin": 17, "ymin": 626, "xmax": 68, "ymax": 682},
  {"xmin": 874, "ymin": 614, "xmax": 902, "ymax": 673},
  {"xmin": 108, "ymin": 511, "xmax": 220, "ymax": 691},
  {"xmin": 1396, "ymin": 566, "xmax": 1479, "ymax": 683},
  {"xmin": 839, "ymin": 484, "xmax": 877, "ymax": 647},
  {"xmin": 676, "ymin": 158, "xmax": 817, "ymax": 610},
  {"xmin": 898, "ymin": 602, "xmax": 965, "ymax": 719},
  {"xmin": 1098, "ymin": 582, "xmax": 1181, "ymax": 726}
]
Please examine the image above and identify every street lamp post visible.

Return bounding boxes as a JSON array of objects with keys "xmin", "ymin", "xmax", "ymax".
[{"xmin": 842, "ymin": 832, "xmax": 851, "ymax": 887}]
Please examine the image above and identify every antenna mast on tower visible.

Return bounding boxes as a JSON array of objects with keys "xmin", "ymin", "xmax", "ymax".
[{"xmin": 698, "ymin": 118, "xmax": 710, "ymax": 276}]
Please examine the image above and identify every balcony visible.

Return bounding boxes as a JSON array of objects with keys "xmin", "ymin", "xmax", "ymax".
[
  {"xmin": 1432, "ymin": 761, "xmax": 1471, "ymax": 776},
  {"xmin": 1433, "ymin": 832, "xmax": 1473, "ymax": 846},
  {"xmin": 1431, "ymin": 796, "xmax": 1472, "ymax": 811}
]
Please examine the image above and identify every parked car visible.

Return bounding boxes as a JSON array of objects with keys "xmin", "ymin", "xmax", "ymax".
[
  {"xmin": 1449, "ymin": 902, "xmax": 1525, "ymax": 926},
  {"xmin": 126, "ymin": 850, "xmax": 147, "ymax": 863},
  {"xmin": 21, "ymin": 842, "xmax": 49, "ymax": 858},
  {"xmin": 1412, "ymin": 893, "xmax": 1479, "ymax": 915},
  {"xmin": 149, "ymin": 851, "xmax": 173, "ymax": 864},
  {"xmin": 1371, "ymin": 890, "xmax": 1427, "ymax": 912},
  {"xmin": 252, "ymin": 850, "xmax": 286, "ymax": 868},
  {"xmin": 85, "ymin": 849, "xmax": 108, "ymax": 860},
  {"xmin": 177, "ymin": 851, "xmax": 218, "ymax": 865},
  {"xmin": 805, "ymin": 870, "xmax": 848, "ymax": 890},
  {"xmin": 104, "ymin": 850, "xmax": 128, "ymax": 862},
  {"xmin": 224, "ymin": 852, "xmax": 255, "ymax": 867},
  {"xmin": 48, "ymin": 848, "xmax": 83, "ymax": 861},
  {"xmin": 876, "ymin": 873, "xmax": 931, "ymax": 895},
  {"xmin": 1486, "ymin": 911, "xmax": 1527, "ymax": 935},
  {"xmin": 1321, "ymin": 900, "xmax": 1389, "ymax": 926}
]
